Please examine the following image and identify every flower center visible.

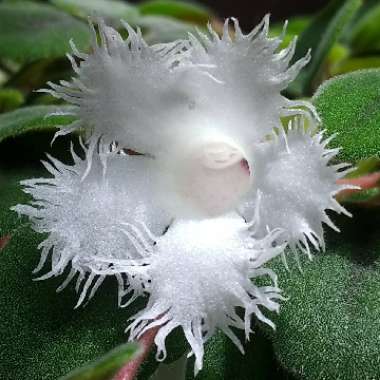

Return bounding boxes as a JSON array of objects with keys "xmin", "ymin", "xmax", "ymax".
[{"xmin": 172, "ymin": 141, "xmax": 251, "ymax": 217}]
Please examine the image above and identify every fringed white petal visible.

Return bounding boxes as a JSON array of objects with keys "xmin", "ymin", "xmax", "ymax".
[
  {"xmin": 41, "ymin": 17, "xmax": 318, "ymax": 159},
  {"xmin": 183, "ymin": 16, "xmax": 319, "ymax": 152},
  {"xmin": 41, "ymin": 19, "xmax": 195, "ymax": 155},
  {"xmin": 104, "ymin": 214, "xmax": 284, "ymax": 374},
  {"xmin": 240, "ymin": 118, "xmax": 354, "ymax": 258},
  {"xmin": 12, "ymin": 140, "xmax": 171, "ymax": 306}
]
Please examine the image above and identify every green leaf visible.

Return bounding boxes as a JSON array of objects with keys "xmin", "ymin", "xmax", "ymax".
[
  {"xmin": 0, "ymin": 105, "xmax": 75, "ymax": 144},
  {"xmin": 313, "ymin": 69, "xmax": 380, "ymax": 162},
  {"xmin": 50, "ymin": 0, "xmax": 140, "ymax": 26},
  {"xmin": 339, "ymin": 158, "xmax": 380, "ymax": 205},
  {"xmin": 343, "ymin": 186, "xmax": 380, "ymax": 203},
  {"xmin": 139, "ymin": 15, "xmax": 196, "ymax": 44},
  {"xmin": 139, "ymin": 0, "xmax": 211, "ymax": 24},
  {"xmin": 261, "ymin": 208, "xmax": 380, "ymax": 380},
  {"xmin": 5, "ymin": 59, "xmax": 72, "ymax": 97},
  {"xmin": 326, "ymin": 42, "xmax": 349, "ymax": 69},
  {"xmin": 136, "ymin": 326, "xmax": 188, "ymax": 380},
  {"xmin": 0, "ymin": 1, "xmax": 90, "ymax": 62},
  {"xmin": 0, "ymin": 133, "xmax": 190, "ymax": 380},
  {"xmin": 0, "ymin": 88, "xmax": 24, "ymax": 113},
  {"xmin": 281, "ymin": 17, "xmax": 311, "ymax": 36},
  {"xmin": 60, "ymin": 342, "xmax": 139, "ymax": 380},
  {"xmin": 187, "ymin": 329, "xmax": 294, "ymax": 380},
  {"xmin": 287, "ymin": 0, "xmax": 361, "ymax": 97},
  {"xmin": 348, "ymin": 2, "xmax": 380, "ymax": 54},
  {"xmin": 151, "ymin": 355, "xmax": 187, "ymax": 380},
  {"xmin": 270, "ymin": 17, "xmax": 311, "ymax": 50},
  {"xmin": 0, "ymin": 167, "xmax": 148, "ymax": 380},
  {"xmin": 331, "ymin": 56, "xmax": 380, "ymax": 75},
  {"xmin": 345, "ymin": 156, "xmax": 380, "ymax": 178}
]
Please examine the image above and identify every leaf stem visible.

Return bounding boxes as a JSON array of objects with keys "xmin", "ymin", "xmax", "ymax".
[
  {"xmin": 112, "ymin": 326, "xmax": 160, "ymax": 380},
  {"xmin": 0, "ymin": 234, "xmax": 11, "ymax": 252},
  {"xmin": 337, "ymin": 171, "xmax": 380, "ymax": 201}
]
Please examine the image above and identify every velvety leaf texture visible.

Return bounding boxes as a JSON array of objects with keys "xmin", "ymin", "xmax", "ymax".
[
  {"xmin": 0, "ymin": 169, "xmax": 142, "ymax": 380},
  {"xmin": 0, "ymin": 160, "xmax": 192, "ymax": 380},
  {"xmin": 0, "ymin": 105, "xmax": 75, "ymax": 144},
  {"xmin": 260, "ymin": 208, "xmax": 380, "ymax": 380},
  {"xmin": 0, "ymin": 1, "xmax": 90, "ymax": 62},
  {"xmin": 190, "ymin": 329, "xmax": 293, "ymax": 380},
  {"xmin": 313, "ymin": 69, "xmax": 380, "ymax": 162},
  {"xmin": 2, "ymin": 2, "xmax": 380, "ymax": 379}
]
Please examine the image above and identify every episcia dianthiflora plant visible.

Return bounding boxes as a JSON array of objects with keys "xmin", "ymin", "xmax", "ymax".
[{"xmin": 12, "ymin": 16, "xmax": 355, "ymax": 375}]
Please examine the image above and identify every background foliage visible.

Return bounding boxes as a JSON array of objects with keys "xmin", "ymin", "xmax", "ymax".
[{"xmin": 0, "ymin": 0, "xmax": 379, "ymax": 379}]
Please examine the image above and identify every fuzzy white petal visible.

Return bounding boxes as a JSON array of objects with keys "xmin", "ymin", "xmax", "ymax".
[
  {"xmin": 101, "ymin": 214, "xmax": 284, "ymax": 374},
  {"xmin": 183, "ymin": 16, "xmax": 318, "ymax": 154},
  {"xmin": 12, "ymin": 142, "xmax": 171, "ymax": 306},
  {"xmin": 240, "ymin": 119, "xmax": 353, "ymax": 257},
  {"xmin": 43, "ymin": 17, "xmax": 318, "ymax": 160},
  {"xmin": 43, "ymin": 20, "xmax": 195, "ymax": 154}
]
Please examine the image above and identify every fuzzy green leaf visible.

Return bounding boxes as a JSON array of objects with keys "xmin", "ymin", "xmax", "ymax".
[
  {"xmin": 261, "ymin": 208, "xmax": 380, "ymax": 380},
  {"xmin": 189, "ymin": 329, "xmax": 293, "ymax": 380},
  {"xmin": 0, "ymin": 105, "xmax": 75, "ymax": 144},
  {"xmin": 287, "ymin": 0, "xmax": 361, "ymax": 96},
  {"xmin": 60, "ymin": 342, "xmax": 139, "ymax": 380},
  {"xmin": 50, "ymin": 0, "xmax": 140, "ymax": 26},
  {"xmin": 139, "ymin": 0, "xmax": 211, "ymax": 24},
  {"xmin": 313, "ymin": 69, "xmax": 380, "ymax": 162},
  {"xmin": 0, "ymin": 168, "xmax": 144, "ymax": 380},
  {"xmin": 0, "ymin": 1, "xmax": 90, "ymax": 62},
  {"xmin": 0, "ymin": 135, "xmax": 190, "ymax": 379}
]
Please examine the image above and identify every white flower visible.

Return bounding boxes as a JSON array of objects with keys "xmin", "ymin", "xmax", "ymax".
[
  {"xmin": 13, "ymin": 16, "xmax": 355, "ymax": 374},
  {"xmin": 14, "ymin": 141, "xmax": 284, "ymax": 374},
  {"xmin": 92, "ymin": 214, "xmax": 284, "ymax": 375},
  {"xmin": 41, "ymin": 16, "xmax": 318, "ymax": 158},
  {"xmin": 12, "ymin": 142, "xmax": 171, "ymax": 307},
  {"xmin": 184, "ymin": 16, "xmax": 319, "ymax": 155},
  {"xmin": 151, "ymin": 117, "xmax": 354, "ymax": 258},
  {"xmin": 240, "ymin": 119, "xmax": 355, "ymax": 263},
  {"xmin": 41, "ymin": 19, "xmax": 195, "ymax": 155}
]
